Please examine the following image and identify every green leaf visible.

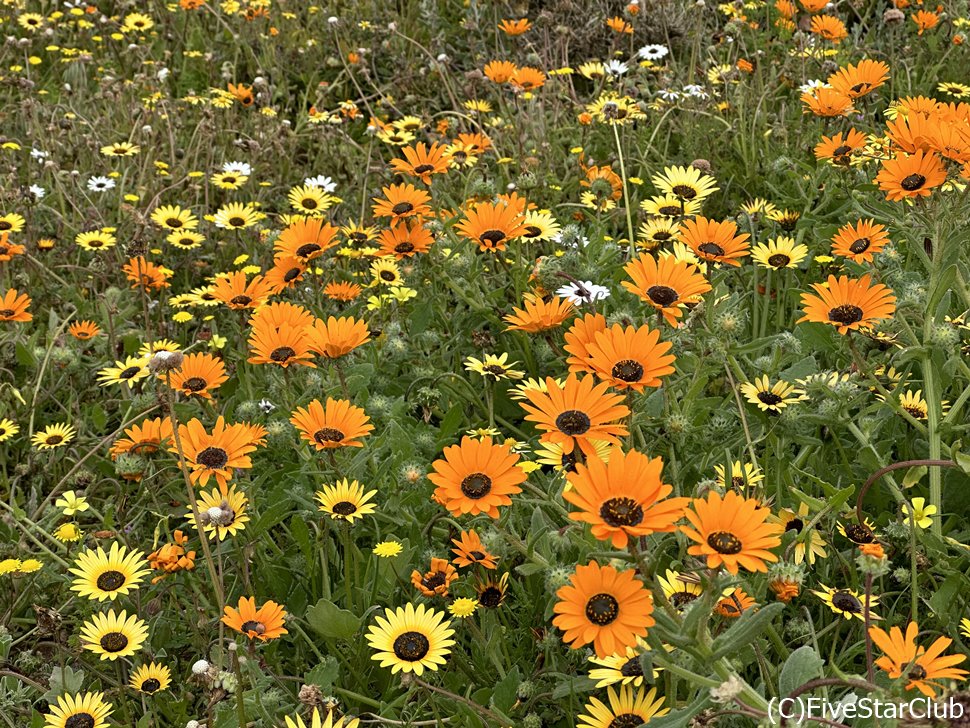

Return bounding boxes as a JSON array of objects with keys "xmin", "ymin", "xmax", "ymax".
[
  {"xmin": 902, "ymin": 466, "xmax": 927, "ymax": 489},
  {"xmin": 550, "ymin": 675, "xmax": 596, "ymax": 700},
  {"xmin": 710, "ymin": 602, "xmax": 786, "ymax": 660},
  {"xmin": 15, "ymin": 342, "xmax": 34, "ymax": 367},
  {"xmin": 928, "ymin": 573, "xmax": 965, "ymax": 616},
  {"xmin": 305, "ymin": 598, "xmax": 361, "ymax": 641},
  {"xmin": 647, "ymin": 693, "xmax": 711, "ymax": 728},
  {"xmin": 778, "ymin": 645, "xmax": 824, "ymax": 696},
  {"xmin": 491, "ymin": 666, "xmax": 521, "ymax": 712},
  {"xmin": 290, "ymin": 516, "xmax": 313, "ymax": 565},
  {"xmin": 305, "ymin": 657, "xmax": 339, "ymax": 692},
  {"xmin": 44, "ymin": 665, "xmax": 84, "ymax": 702},
  {"xmin": 437, "ymin": 403, "xmax": 463, "ymax": 444}
]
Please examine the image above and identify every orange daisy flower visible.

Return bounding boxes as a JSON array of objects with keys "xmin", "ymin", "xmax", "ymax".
[
  {"xmin": 372, "ymin": 183, "xmax": 432, "ymax": 222},
  {"xmin": 498, "ymin": 18, "xmax": 531, "ymax": 35},
  {"xmin": 0, "ymin": 233, "xmax": 25, "ymax": 261},
  {"xmin": 123, "ymin": 256, "xmax": 170, "ymax": 290},
  {"xmin": 454, "ymin": 200, "xmax": 529, "ymax": 252},
  {"xmin": 274, "ymin": 218, "xmax": 340, "ymax": 261},
  {"xmin": 227, "ymin": 82, "xmax": 254, "ymax": 106},
  {"xmin": 585, "ymin": 323, "xmax": 676, "ymax": 392},
  {"xmin": 622, "ymin": 253, "xmax": 711, "ymax": 326},
  {"xmin": 680, "ymin": 490, "xmax": 783, "ymax": 574},
  {"xmin": 163, "ymin": 352, "xmax": 228, "ymax": 400},
  {"xmin": 484, "ymin": 60, "xmax": 518, "ymax": 84},
  {"xmin": 249, "ymin": 301, "xmax": 315, "ymax": 331},
  {"xmin": 869, "ymin": 622, "xmax": 968, "ymax": 697},
  {"xmin": 875, "ymin": 150, "xmax": 947, "ymax": 201},
  {"xmin": 451, "ymin": 529, "xmax": 498, "ymax": 569},
  {"xmin": 827, "ymin": 59, "xmax": 890, "ymax": 99},
  {"xmin": 509, "ymin": 67, "xmax": 546, "ymax": 92},
  {"xmin": 564, "ymin": 312, "xmax": 608, "ymax": 375},
  {"xmin": 800, "ymin": 86, "xmax": 854, "ymax": 117},
  {"xmin": 69, "ymin": 320, "xmax": 102, "ymax": 340},
  {"xmin": 563, "ymin": 449, "xmax": 689, "ymax": 549},
  {"xmin": 264, "ymin": 255, "xmax": 308, "ymax": 292},
  {"xmin": 831, "ymin": 219, "xmax": 891, "ymax": 263},
  {"xmin": 411, "ymin": 557, "xmax": 458, "ymax": 598},
  {"xmin": 323, "ymin": 281, "xmax": 363, "ymax": 302},
  {"xmin": 797, "ymin": 273, "xmax": 896, "ymax": 334},
  {"xmin": 715, "ymin": 588, "xmax": 758, "ymax": 618},
  {"xmin": 306, "ymin": 315, "xmax": 370, "ymax": 359},
  {"xmin": 913, "ymin": 10, "xmax": 939, "ymax": 34},
  {"xmin": 247, "ymin": 317, "xmax": 317, "ymax": 368},
  {"xmin": 377, "ymin": 222, "xmax": 434, "ymax": 259},
  {"xmin": 814, "ymin": 128, "xmax": 868, "ymax": 166},
  {"xmin": 520, "ymin": 373, "xmax": 629, "ymax": 456},
  {"xmin": 212, "ymin": 271, "xmax": 274, "ymax": 310},
  {"xmin": 504, "ymin": 294, "xmax": 575, "ymax": 332},
  {"xmin": 678, "ymin": 217, "xmax": 750, "ymax": 267},
  {"xmin": 390, "ymin": 142, "xmax": 451, "ymax": 185},
  {"xmin": 428, "ymin": 436, "xmax": 526, "ymax": 518},
  {"xmin": 289, "ymin": 398, "xmax": 373, "ymax": 450},
  {"xmin": 0, "ymin": 289, "xmax": 32, "ymax": 322},
  {"xmin": 809, "ymin": 14, "xmax": 848, "ymax": 42},
  {"xmin": 110, "ymin": 417, "xmax": 173, "ymax": 458},
  {"xmin": 553, "ymin": 561, "xmax": 654, "ymax": 658},
  {"xmin": 222, "ymin": 597, "xmax": 288, "ymax": 641},
  {"xmin": 171, "ymin": 416, "xmax": 260, "ymax": 490}
]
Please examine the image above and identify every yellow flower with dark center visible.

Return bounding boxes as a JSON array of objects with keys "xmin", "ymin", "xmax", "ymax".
[
  {"xmin": 315, "ymin": 479, "xmax": 378, "ymax": 523},
  {"xmin": 122, "ymin": 12, "xmax": 154, "ymax": 33},
  {"xmin": 751, "ymin": 236, "xmax": 809, "ymax": 270},
  {"xmin": 740, "ymin": 375, "xmax": 806, "ymax": 413},
  {"xmin": 69, "ymin": 542, "xmax": 150, "ymax": 601},
  {"xmin": 150, "ymin": 205, "xmax": 198, "ymax": 231},
  {"xmin": 100, "ymin": 141, "xmax": 141, "ymax": 157},
  {"xmin": 586, "ymin": 93, "xmax": 645, "ymax": 125},
  {"xmin": 577, "ymin": 685, "xmax": 668, "ymax": 728},
  {"xmin": 167, "ymin": 230, "xmax": 205, "ymax": 249},
  {"xmin": 32, "ymin": 423, "xmax": 77, "ymax": 450},
  {"xmin": 288, "ymin": 185, "xmax": 334, "ymax": 216},
  {"xmin": 652, "ymin": 165, "xmax": 719, "ymax": 203},
  {"xmin": 371, "ymin": 257, "xmax": 402, "ymax": 286},
  {"xmin": 713, "ymin": 461, "xmax": 764, "ymax": 490},
  {"xmin": 813, "ymin": 584, "xmax": 880, "ymax": 621},
  {"xmin": 0, "ymin": 213, "xmax": 25, "ymax": 234},
  {"xmin": 129, "ymin": 662, "xmax": 171, "ymax": 694},
  {"xmin": 213, "ymin": 202, "xmax": 260, "ymax": 230},
  {"xmin": 97, "ymin": 356, "xmax": 150, "ymax": 388},
  {"xmin": 0, "ymin": 417, "xmax": 19, "ymax": 442},
  {"xmin": 464, "ymin": 353, "xmax": 525, "ymax": 380},
  {"xmin": 283, "ymin": 707, "xmax": 359, "ymax": 728},
  {"xmin": 210, "ymin": 171, "xmax": 249, "ymax": 189},
  {"xmin": 587, "ymin": 637, "xmax": 663, "ymax": 688},
  {"xmin": 44, "ymin": 692, "xmax": 113, "ymax": 728},
  {"xmin": 76, "ymin": 229, "xmax": 117, "ymax": 251},
  {"xmin": 366, "ymin": 602, "xmax": 455, "ymax": 675},
  {"xmin": 80, "ymin": 609, "xmax": 149, "ymax": 661},
  {"xmin": 657, "ymin": 569, "xmax": 704, "ymax": 610},
  {"xmin": 187, "ymin": 485, "xmax": 251, "ymax": 541}
]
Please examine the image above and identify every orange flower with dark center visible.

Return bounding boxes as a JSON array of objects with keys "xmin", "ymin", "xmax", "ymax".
[
  {"xmin": 372, "ymin": 183, "xmax": 432, "ymax": 221},
  {"xmin": 581, "ymin": 165, "xmax": 623, "ymax": 201},
  {"xmin": 227, "ymin": 82, "xmax": 254, "ymax": 106},
  {"xmin": 798, "ymin": 273, "xmax": 896, "ymax": 334},
  {"xmin": 504, "ymin": 294, "xmax": 575, "ymax": 332},
  {"xmin": 678, "ymin": 217, "xmax": 750, "ymax": 267},
  {"xmin": 814, "ymin": 128, "xmax": 867, "ymax": 166},
  {"xmin": 265, "ymin": 255, "xmax": 307, "ymax": 292},
  {"xmin": 827, "ymin": 59, "xmax": 890, "ymax": 99},
  {"xmin": 800, "ymin": 86, "xmax": 854, "ymax": 116},
  {"xmin": 869, "ymin": 621, "xmax": 968, "ymax": 697},
  {"xmin": 428, "ymin": 436, "xmax": 526, "ymax": 518},
  {"xmin": 290, "ymin": 398, "xmax": 373, "ymax": 450},
  {"xmin": 455, "ymin": 200, "xmax": 529, "ymax": 252},
  {"xmin": 377, "ymin": 221, "xmax": 434, "ymax": 258},
  {"xmin": 681, "ymin": 490, "xmax": 783, "ymax": 574},
  {"xmin": 0, "ymin": 288, "xmax": 32, "ymax": 322},
  {"xmin": 564, "ymin": 312, "xmax": 608, "ymax": 374},
  {"xmin": 306, "ymin": 315, "xmax": 370, "ymax": 359},
  {"xmin": 885, "ymin": 112, "xmax": 938, "ymax": 155},
  {"xmin": 247, "ymin": 317, "xmax": 316, "ymax": 368},
  {"xmin": 451, "ymin": 529, "xmax": 497, "ymax": 569},
  {"xmin": 586, "ymin": 323, "xmax": 676, "ymax": 392},
  {"xmin": 913, "ymin": 10, "xmax": 939, "ymax": 34},
  {"xmin": 212, "ymin": 271, "xmax": 274, "ymax": 310},
  {"xmin": 831, "ymin": 219, "xmax": 890, "ymax": 263},
  {"xmin": 875, "ymin": 150, "xmax": 947, "ymax": 201},
  {"xmin": 69, "ymin": 320, "xmax": 102, "ymax": 340},
  {"xmin": 484, "ymin": 60, "xmax": 518, "ymax": 84},
  {"xmin": 564, "ymin": 449, "xmax": 689, "ymax": 549},
  {"xmin": 498, "ymin": 18, "xmax": 531, "ymax": 35},
  {"xmin": 323, "ymin": 281, "xmax": 363, "ymax": 301},
  {"xmin": 390, "ymin": 142, "xmax": 451, "ymax": 185},
  {"xmin": 509, "ymin": 67, "xmax": 546, "ymax": 92},
  {"xmin": 411, "ymin": 557, "xmax": 458, "ymax": 597},
  {"xmin": 453, "ymin": 132, "xmax": 492, "ymax": 153},
  {"xmin": 715, "ymin": 588, "xmax": 757, "ymax": 618},
  {"xmin": 809, "ymin": 14, "xmax": 848, "ymax": 42},
  {"xmin": 0, "ymin": 232, "xmax": 25, "ymax": 261},
  {"xmin": 110, "ymin": 417, "xmax": 173, "ymax": 458},
  {"xmin": 520, "ymin": 374, "xmax": 629, "ymax": 456},
  {"xmin": 249, "ymin": 301, "xmax": 315, "ymax": 331},
  {"xmin": 274, "ymin": 218, "xmax": 340, "ymax": 261},
  {"xmin": 163, "ymin": 352, "xmax": 228, "ymax": 400},
  {"xmin": 123, "ymin": 256, "xmax": 170, "ymax": 290},
  {"xmin": 622, "ymin": 253, "xmax": 711, "ymax": 326},
  {"xmin": 222, "ymin": 597, "xmax": 288, "ymax": 641},
  {"xmin": 172, "ymin": 416, "xmax": 260, "ymax": 490},
  {"xmin": 553, "ymin": 560, "xmax": 654, "ymax": 658}
]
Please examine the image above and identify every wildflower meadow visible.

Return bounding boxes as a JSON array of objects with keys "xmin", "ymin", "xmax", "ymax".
[{"xmin": 3, "ymin": 1, "xmax": 970, "ymax": 727}]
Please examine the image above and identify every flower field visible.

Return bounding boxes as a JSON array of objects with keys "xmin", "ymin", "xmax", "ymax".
[{"xmin": 3, "ymin": 1, "xmax": 970, "ymax": 727}]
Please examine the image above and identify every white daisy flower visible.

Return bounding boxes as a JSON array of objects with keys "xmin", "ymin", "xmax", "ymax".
[
  {"xmin": 304, "ymin": 175, "xmax": 337, "ymax": 192},
  {"xmin": 86, "ymin": 176, "xmax": 116, "ymax": 192},
  {"xmin": 222, "ymin": 161, "xmax": 252, "ymax": 176},
  {"xmin": 638, "ymin": 44, "xmax": 670, "ymax": 61},
  {"xmin": 555, "ymin": 281, "xmax": 611, "ymax": 306}
]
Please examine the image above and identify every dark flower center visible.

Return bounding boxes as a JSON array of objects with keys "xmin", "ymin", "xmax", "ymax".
[
  {"xmin": 270, "ymin": 346, "xmax": 295, "ymax": 362},
  {"xmin": 460, "ymin": 472, "xmax": 492, "ymax": 499},
  {"xmin": 479, "ymin": 586, "xmax": 503, "ymax": 608},
  {"xmin": 391, "ymin": 202, "xmax": 414, "ymax": 215},
  {"xmin": 600, "ymin": 497, "xmax": 644, "ymax": 527},
  {"xmin": 672, "ymin": 184, "xmax": 698, "ymax": 199},
  {"xmin": 479, "ymin": 229, "xmax": 506, "ymax": 246},
  {"xmin": 313, "ymin": 428, "xmax": 345, "ymax": 444},
  {"xmin": 0, "ymin": 309, "xmax": 14, "ymax": 318},
  {"xmin": 849, "ymin": 237, "xmax": 870, "ymax": 254},
  {"xmin": 707, "ymin": 530, "xmax": 743, "ymax": 554},
  {"xmin": 166, "ymin": 218, "xmax": 183, "ymax": 228},
  {"xmin": 698, "ymin": 242, "xmax": 725, "ymax": 257},
  {"xmin": 65, "ymin": 713, "xmax": 95, "ymax": 728},
  {"xmin": 183, "ymin": 377, "xmax": 207, "ymax": 392},
  {"xmin": 585, "ymin": 593, "xmax": 620, "ymax": 625},
  {"xmin": 609, "ymin": 714, "xmax": 644, "ymax": 728},
  {"xmin": 228, "ymin": 216, "xmax": 246, "ymax": 227},
  {"xmin": 296, "ymin": 243, "xmax": 321, "ymax": 258},
  {"xmin": 843, "ymin": 524, "xmax": 874, "ymax": 543},
  {"xmin": 646, "ymin": 285, "xmax": 679, "ymax": 308},
  {"xmin": 757, "ymin": 391, "xmax": 783, "ymax": 406},
  {"xmin": 301, "ymin": 198, "xmax": 318, "ymax": 209},
  {"xmin": 469, "ymin": 550, "xmax": 486, "ymax": 561},
  {"xmin": 141, "ymin": 678, "xmax": 161, "ymax": 693},
  {"xmin": 379, "ymin": 270, "xmax": 397, "ymax": 281},
  {"xmin": 422, "ymin": 572, "xmax": 446, "ymax": 590},
  {"xmin": 900, "ymin": 174, "xmax": 926, "ymax": 191},
  {"xmin": 831, "ymin": 590, "xmax": 861, "ymax": 613},
  {"xmin": 767, "ymin": 254, "xmax": 790, "ymax": 268},
  {"xmin": 620, "ymin": 656, "xmax": 644, "ymax": 677},
  {"xmin": 230, "ymin": 294, "xmax": 252, "ymax": 306},
  {"xmin": 659, "ymin": 205, "xmax": 681, "ymax": 216},
  {"xmin": 524, "ymin": 225, "xmax": 542, "ymax": 238},
  {"xmin": 394, "ymin": 241, "xmax": 415, "ymax": 253},
  {"xmin": 240, "ymin": 620, "xmax": 265, "ymax": 634},
  {"xmin": 786, "ymin": 518, "xmax": 804, "ymax": 533},
  {"xmin": 120, "ymin": 366, "xmax": 142, "ymax": 380},
  {"xmin": 908, "ymin": 665, "xmax": 927, "ymax": 681},
  {"xmin": 331, "ymin": 501, "xmax": 357, "ymax": 516},
  {"xmin": 555, "ymin": 409, "xmax": 591, "ymax": 435},
  {"xmin": 197, "ymin": 446, "xmax": 229, "ymax": 469},
  {"xmin": 413, "ymin": 164, "xmax": 435, "ymax": 174},
  {"xmin": 96, "ymin": 570, "xmax": 126, "ymax": 591},
  {"xmin": 671, "ymin": 591, "xmax": 699, "ymax": 609},
  {"xmin": 88, "ymin": 239, "xmax": 104, "ymax": 247},
  {"xmin": 0, "ymin": 221, "xmax": 10, "ymax": 230},
  {"xmin": 45, "ymin": 435, "xmax": 64, "ymax": 445},
  {"xmin": 284, "ymin": 267, "xmax": 301, "ymax": 282},
  {"xmin": 611, "ymin": 359, "xmax": 644, "ymax": 383},
  {"xmin": 828, "ymin": 304, "xmax": 864, "ymax": 325},
  {"xmin": 560, "ymin": 451, "xmax": 578, "ymax": 472},
  {"xmin": 100, "ymin": 632, "xmax": 129, "ymax": 652},
  {"xmin": 393, "ymin": 631, "xmax": 430, "ymax": 661}
]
